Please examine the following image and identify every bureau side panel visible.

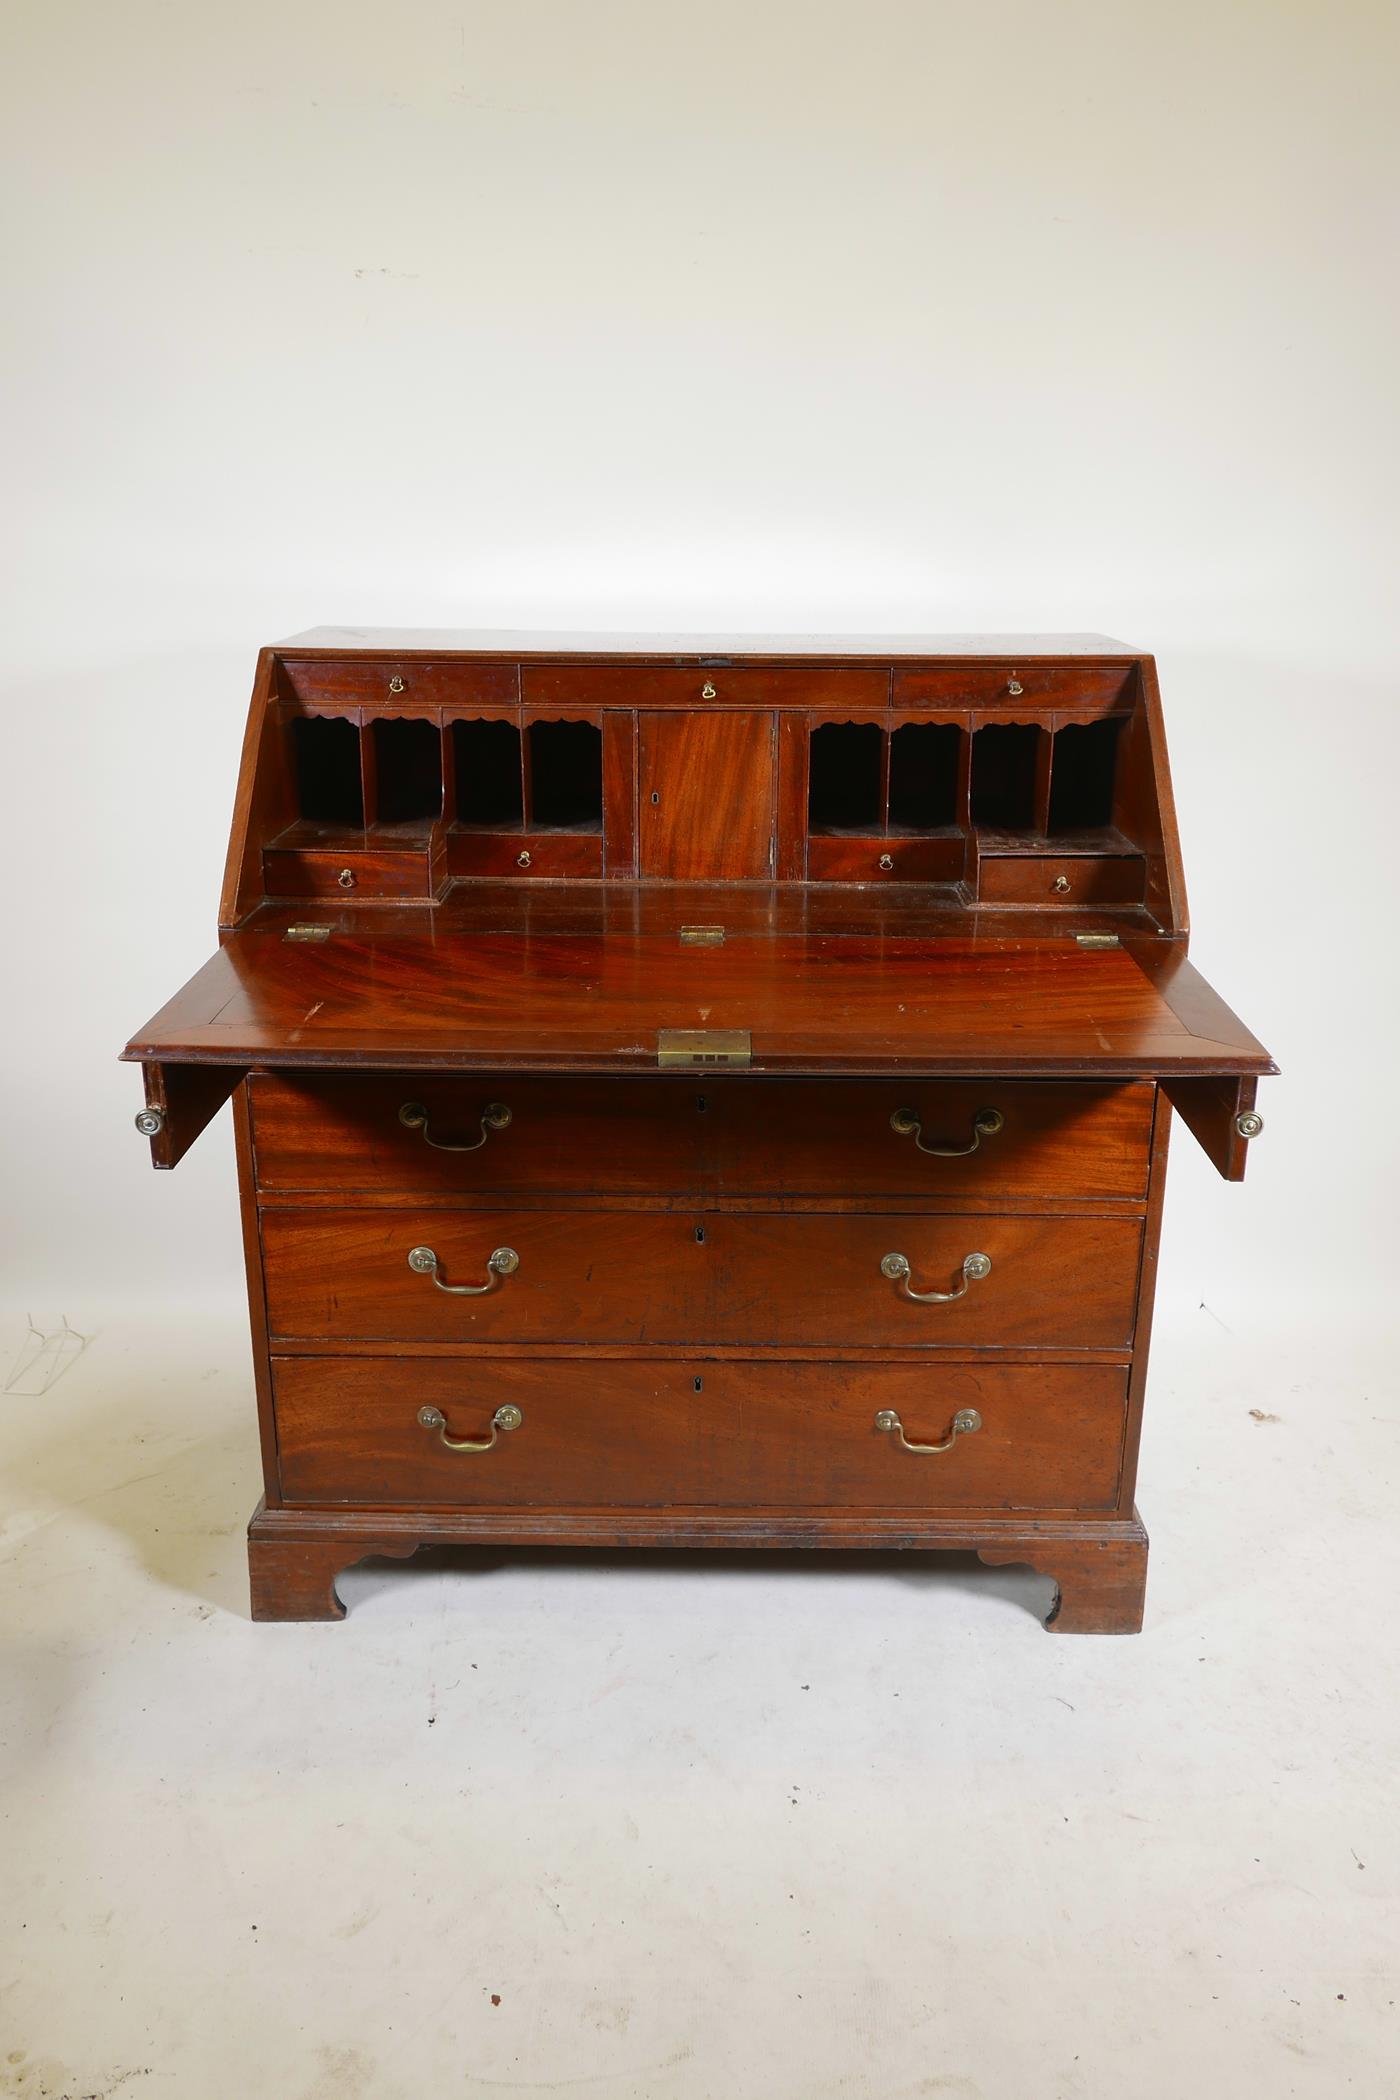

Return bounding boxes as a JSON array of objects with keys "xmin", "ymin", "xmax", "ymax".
[
  {"xmin": 1116, "ymin": 1086, "xmax": 1171, "ymax": 1513},
  {"xmin": 234, "ymin": 1085, "xmax": 282, "ymax": 1507}
]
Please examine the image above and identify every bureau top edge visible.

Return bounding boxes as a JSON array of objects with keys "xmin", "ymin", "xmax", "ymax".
[{"xmin": 274, "ymin": 629, "xmax": 1147, "ymax": 660}]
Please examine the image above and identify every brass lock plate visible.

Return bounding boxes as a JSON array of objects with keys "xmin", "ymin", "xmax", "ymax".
[{"xmin": 656, "ymin": 1028, "xmax": 752, "ymax": 1068}]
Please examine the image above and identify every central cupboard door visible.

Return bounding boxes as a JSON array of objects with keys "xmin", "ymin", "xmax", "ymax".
[{"xmin": 638, "ymin": 711, "xmax": 776, "ymax": 879}]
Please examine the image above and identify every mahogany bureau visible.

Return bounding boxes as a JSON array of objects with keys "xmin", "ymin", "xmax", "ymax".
[{"xmin": 122, "ymin": 632, "xmax": 1274, "ymax": 1631}]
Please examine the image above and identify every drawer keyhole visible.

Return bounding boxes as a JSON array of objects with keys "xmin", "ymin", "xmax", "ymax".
[
  {"xmin": 695, "ymin": 1095, "xmax": 707, "ymax": 1112},
  {"xmin": 650, "ymin": 790, "xmax": 660, "ymax": 805},
  {"xmin": 693, "ymin": 1375, "xmax": 704, "ymax": 1393},
  {"xmin": 694, "ymin": 1224, "xmax": 706, "ymax": 1245}
]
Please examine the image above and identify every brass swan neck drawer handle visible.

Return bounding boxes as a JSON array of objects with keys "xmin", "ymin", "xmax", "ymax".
[
  {"xmin": 875, "ymin": 1406, "xmax": 982, "ymax": 1454},
  {"xmin": 399, "ymin": 1101, "xmax": 512, "ymax": 1151},
  {"xmin": 880, "ymin": 1250, "xmax": 992, "ymax": 1303},
  {"xmin": 407, "ymin": 1244, "xmax": 520, "ymax": 1294},
  {"xmin": 418, "ymin": 1402, "xmax": 523, "ymax": 1452},
  {"xmin": 890, "ymin": 1105, "xmax": 1003, "ymax": 1156}
]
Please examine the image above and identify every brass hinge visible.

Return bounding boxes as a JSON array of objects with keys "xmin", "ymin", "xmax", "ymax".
[
  {"xmin": 284, "ymin": 924, "xmax": 332, "ymax": 942},
  {"xmin": 680, "ymin": 924, "xmax": 725, "ymax": 947},
  {"xmin": 657, "ymin": 1028, "xmax": 752, "ymax": 1068},
  {"xmin": 1074, "ymin": 933, "xmax": 1121, "ymax": 949}
]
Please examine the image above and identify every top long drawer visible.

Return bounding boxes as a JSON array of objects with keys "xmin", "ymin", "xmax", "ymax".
[{"xmin": 249, "ymin": 1075, "xmax": 1153, "ymax": 1201}]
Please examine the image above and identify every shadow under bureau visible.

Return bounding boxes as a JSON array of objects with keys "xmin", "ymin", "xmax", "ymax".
[{"xmin": 122, "ymin": 631, "xmax": 1275, "ymax": 1631}]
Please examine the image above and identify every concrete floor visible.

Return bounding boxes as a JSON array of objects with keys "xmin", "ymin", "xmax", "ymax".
[{"xmin": 1, "ymin": 1304, "xmax": 1394, "ymax": 2100}]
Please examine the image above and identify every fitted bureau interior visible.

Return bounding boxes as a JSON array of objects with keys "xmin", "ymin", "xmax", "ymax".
[{"xmin": 265, "ymin": 658, "xmax": 1151, "ymax": 908}]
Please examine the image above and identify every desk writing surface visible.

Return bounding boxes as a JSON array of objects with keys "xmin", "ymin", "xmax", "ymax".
[{"xmin": 123, "ymin": 931, "xmax": 1273, "ymax": 1078}]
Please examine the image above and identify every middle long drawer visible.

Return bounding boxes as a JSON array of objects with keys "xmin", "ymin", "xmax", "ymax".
[{"xmin": 261, "ymin": 1208, "xmax": 1142, "ymax": 1349}]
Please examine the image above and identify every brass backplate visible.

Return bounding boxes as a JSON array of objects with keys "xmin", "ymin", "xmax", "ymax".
[
  {"xmin": 284, "ymin": 924, "xmax": 332, "ymax": 942},
  {"xmin": 679, "ymin": 924, "xmax": 726, "ymax": 946},
  {"xmin": 657, "ymin": 1028, "xmax": 752, "ymax": 1068}
]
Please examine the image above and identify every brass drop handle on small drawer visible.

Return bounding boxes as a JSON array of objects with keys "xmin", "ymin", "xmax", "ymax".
[
  {"xmin": 418, "ymin": 1402, "xmax": 523, "ymax": 1453},
  {"xmin": 398, "ymin": 1101, "xmax": 512, "ymax": 1152},
  {"xmin": 875, "ymin": 1406, "xmax": 982, "ymax": 1454},
  {"xmin": 407, "ymin": 1244, "xmax": 520, "ymax": 1294},
  {"xmin": 880, "ymin": 1250, "xmax": 992, "ymax": 1303},
  {"xmin": 890, "ymin": 1105, "xmax": 1003, "ymax": 1156}
]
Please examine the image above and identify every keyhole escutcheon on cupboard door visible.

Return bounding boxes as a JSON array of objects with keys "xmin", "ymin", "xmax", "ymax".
[{"xmin": 638, "ymin": 712, "xmax": 777, "ymax": 880}]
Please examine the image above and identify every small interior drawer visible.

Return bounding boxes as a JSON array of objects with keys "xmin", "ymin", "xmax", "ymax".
[
  {"xmin": 442, "ymin": 832, "xmax": 603, "ymax": 880},
  {"xmin": 805, "ymin": 836, "xmax": 965, "ymax": 884},
  {"xmin": 280, "ymin": 658, "xmax": 518, "ymax": 709},
  {"xmin": 262, "ymin": 842, "xmax": 442, "ymax": 901},
  {"xmin": 520, "ymin": 665, "xmax": 890, "ymax": 710},
  {"xmin": 893, "ymin": 664, "xmax": 1134, "ymax": 710},
  {"xmin": 272, "ymin": 1355, "xmax": 1129, "ymax": 1512},
  {"xmin": 977, "ymin": 853, "xmax": 1145, "ymax": 908}
]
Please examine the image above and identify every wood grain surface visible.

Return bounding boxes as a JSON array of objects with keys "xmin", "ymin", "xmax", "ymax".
[
  {"xmin": 272, "ymin": 1355, "xmax": 1130, "ymax": 1512},
  {"xmin": 125, "ymin": 935, "xmax": 1272, "ymax": 1077},
  {"xmin": 260, "ymin": 1207, "xmax": 1143, "ymax": 1349},
  {"xmin": 250, "ymin": 1074, "xmax": 1155, "ymax": 1201}
]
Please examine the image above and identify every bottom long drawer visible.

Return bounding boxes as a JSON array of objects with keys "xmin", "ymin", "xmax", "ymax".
[{"xmin": 273, "ymin": 1357, "xmax": 1129, "ymax": 1513}]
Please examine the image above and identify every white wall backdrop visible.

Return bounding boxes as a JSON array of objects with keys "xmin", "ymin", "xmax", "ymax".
[{"xmin": 3, "ymin": 1, "xmax": 1396, "ymax": 1337}]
